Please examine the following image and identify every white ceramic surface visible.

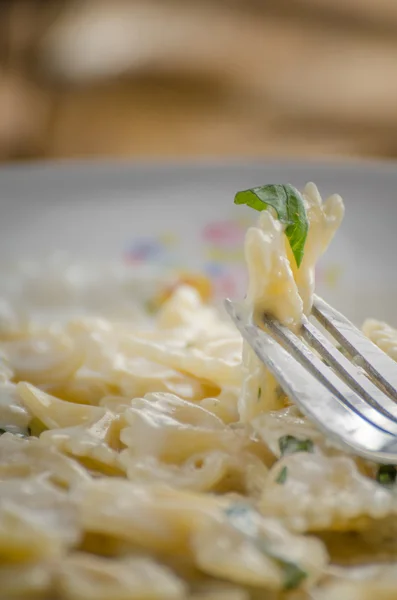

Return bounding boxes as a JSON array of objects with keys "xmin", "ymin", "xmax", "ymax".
[{"xmin": 0, "ymin": 159, "xmax": 396, "ymax": 325}]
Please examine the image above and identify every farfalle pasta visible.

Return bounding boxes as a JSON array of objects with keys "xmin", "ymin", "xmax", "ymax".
[
  {"xmin": 260, "ymin": 453, "xmax": 395, "ymax": 532},
  {"xmin": 1, "ymin": 182, "xmax": 397, "ymax": 599},
  {"xmin": 362, "ymin": 318, "xmax": 397, "ymax": 361}
]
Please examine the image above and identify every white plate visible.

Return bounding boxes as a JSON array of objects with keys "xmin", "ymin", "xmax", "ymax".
[{"xmin": 0, "ymin": 159, "xmax": 396, "ymax": 325}]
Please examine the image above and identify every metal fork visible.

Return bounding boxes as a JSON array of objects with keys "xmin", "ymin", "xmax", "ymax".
[{"xmin": 225, "ymin": 295, "xmax": 397, "ymax": 464}]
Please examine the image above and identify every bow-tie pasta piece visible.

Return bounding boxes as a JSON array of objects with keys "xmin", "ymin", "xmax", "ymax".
[
  {"xmin": 50, "ymin": 371, "xmax": 118, "ymax": 407},
  {"xmin": 121, "ymin": 448, "xmax": 267, "ymax": 497},
  {"xmin": 121, "ymin": 330, "xmax": 242, "ymax": 389},
  {"xmin": 66, "ymin": 317, "xmax": 121, "ymax": 374},
  {"xmin": 101, "ymin": 391, "xmax": 232, "ymax": 424},
  {"xmin": 120, "ymin": 396, "xmax": 241, "ymax": 464},
  {"xmin": 113, "ymin": 356, "xmax": 218, "ymax": 402},
  {"xmin": 156, "ymin": 285, "xmax": 238, "ymax": 349},
  {"xmin": 192, "ymin": 505, "xmax": 328, "ymax": 591},
  {"xmin": 99, "ymin": 395, "xmax": 137, "ymax": 414},
  {"xmin": 1, "ymin": 328, "xmax": 83, "ymax": 387},
  {"xmin": 0, "ymin": 433, "xmax": 90, "ymax": 487},
  {"xmin": 52, "ymin": 317, "xmax": 127, "ymax": 404},
  {"xmin": 244, "ymin": 211, "xmax": 303, "ymax": 328},
  {"xmin": 56, "ymin": 553, "xmax": 187, "ymax": 600},
  {"xmin": 76, "ymin": 479, "xmax": 230, "ymax": 555},
  {"xmin": 156, "ymin": 285, "xmax": 220, "ymax": 331},
  {"xmin": 40, "ymin": 411, "xmax": 124, "ymax": 476},
  {"xmin": 120, "ymin": 452, "xmax": 231, "ymax": 493},
  {"xmin": 260, "ymin": 453, "xmax": 394, "ymax": 532},
  {"xmin": 133, "ymin": 393, "xmax": 226, "ymax": 429},
  {"xmin": 0, "ymin": 476, "xmax": 80, "ymax": 561},
  {"xmin": 200, "ymin": 388, "xmax": 240, "ymax": 424},
  {"xmin": 290, "ymin": 183, "xmax": 344, "ymax": 314},
  {"xmin": 194, "ymin": 337, "xmax": 243, "ymax": 368},
  {"xmin": 119, "ymin": 394, "xmax": 268, "ymax": 493},
  {"xmin": 17, "ymin": 382, "xmax": 106, "ymax": 430},
  {"xmin": 240, "ymin": 210, "xmax": 303, "ymax": 422}
]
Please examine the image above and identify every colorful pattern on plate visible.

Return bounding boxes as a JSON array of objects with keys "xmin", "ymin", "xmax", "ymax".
[
  {"xmin": 124, "ymin": 217, "xmax": 343, "ymax": 302},
  {"xmin": 124, "ymin": 217, "xmax": 248, "ymax": 300},
  {"xmin": 201, "ymin": 218, "xmax": 247, "ymax": 299},
  {"xmin": 124, "ymin": 233, "xmax": 179, "ymax": 266}
]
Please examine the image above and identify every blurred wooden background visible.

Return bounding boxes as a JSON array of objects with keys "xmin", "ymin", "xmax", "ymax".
[{"xmin": 1, "ymin": 0, "xmax": 397, "ymax": 162}]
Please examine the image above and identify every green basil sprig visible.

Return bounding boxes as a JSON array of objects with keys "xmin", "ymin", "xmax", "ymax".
[{"xmin": 234, "ymin": 184, "xmax": 308, "ymax": 267}]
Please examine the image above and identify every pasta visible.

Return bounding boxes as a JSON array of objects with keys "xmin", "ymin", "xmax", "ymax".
[
  {"xmin": 362, "ymin": 318, "xmax": 397, "ymax": 361},
  {"xmin": 56, "ymin": 554, "xmax": 187, "ymax": 600},
  {"xmin": 239, "ymin": 183, "xmax": 344, "ymax": 421},
  {"xmin": 0, "ymin": 182, "xmax": 396, "ymax": 599},
  {"xmin": 260, "ymin": 452, "xmax": 395, "ymax": 532}
]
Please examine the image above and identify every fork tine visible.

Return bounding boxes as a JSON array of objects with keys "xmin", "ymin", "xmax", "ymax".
[
  {"xmin": 264, "ymin": 315, "xmax": 397, "ymax": 436},
  {"xmin": 301, "ymin": 316, "xmax": 397, "ymax": 422},
  {"xmin": 224, "ymin": 299, "xmax": 397, "ymax": 464},
  {"xmin": 313, "ymin": 295, "xmax": 397, "ymax": 401}
]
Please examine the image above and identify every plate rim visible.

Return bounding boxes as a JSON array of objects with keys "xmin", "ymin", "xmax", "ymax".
[{"xmin": 1, "ymin": 155, "xmax": 397, "ymax": 178}]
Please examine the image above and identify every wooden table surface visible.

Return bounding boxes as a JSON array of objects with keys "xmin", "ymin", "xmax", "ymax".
[{"xmin": 1, "ymin": 0, "xmax": 397, "ymax": 162}]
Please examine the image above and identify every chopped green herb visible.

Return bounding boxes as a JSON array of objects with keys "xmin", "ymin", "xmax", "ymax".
[
  {"xmin": 376, "ymin": 464, "xmax": 397, "ymax": 486},
  {"xmin": 0, "ymin": 428, "xmax": 6, "ymax": 435},
  {"xmin": 276, "ymin": 466, "xmax": 288, "ymax": 484},
  {"xmin": 279, "ymin": 435, "xmax": 314, "ymax": 456},
  {"xmin": 234, "ymin": 184, "xmax": 308, "ymax": 267},
  {"xmin": 256, "ymin": 540, "xmax": 308, "ymax": 589},
  {"xmin": 279, "ymin": 559, "xmax": 307, "ymax": 590},
  {"xmin": 224, "ymin": 505, "xmax": 258, "ymax": 538},
  {"xmin": 225, "ymin": 505, "xmax": 307, "ymax": 590},
  {"xmin": 257, "ymin": 387, "xmax": 262, "ymax": 400}
]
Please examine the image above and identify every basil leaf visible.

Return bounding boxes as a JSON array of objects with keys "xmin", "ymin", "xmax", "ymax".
[
  {"xmin": 234, "ymin": 184, "xmax": 308, "ymax": 267},
  {"xmin": 376, "ymin": 464, "xmax": 397, "ymax": 486},
  {"xmin": 279, "ymin": 435, "xmax": 314, "ymax": 456},
  {"xmin": 276, "ymin": 466, "xmax": 288, "ymax": 484}
]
